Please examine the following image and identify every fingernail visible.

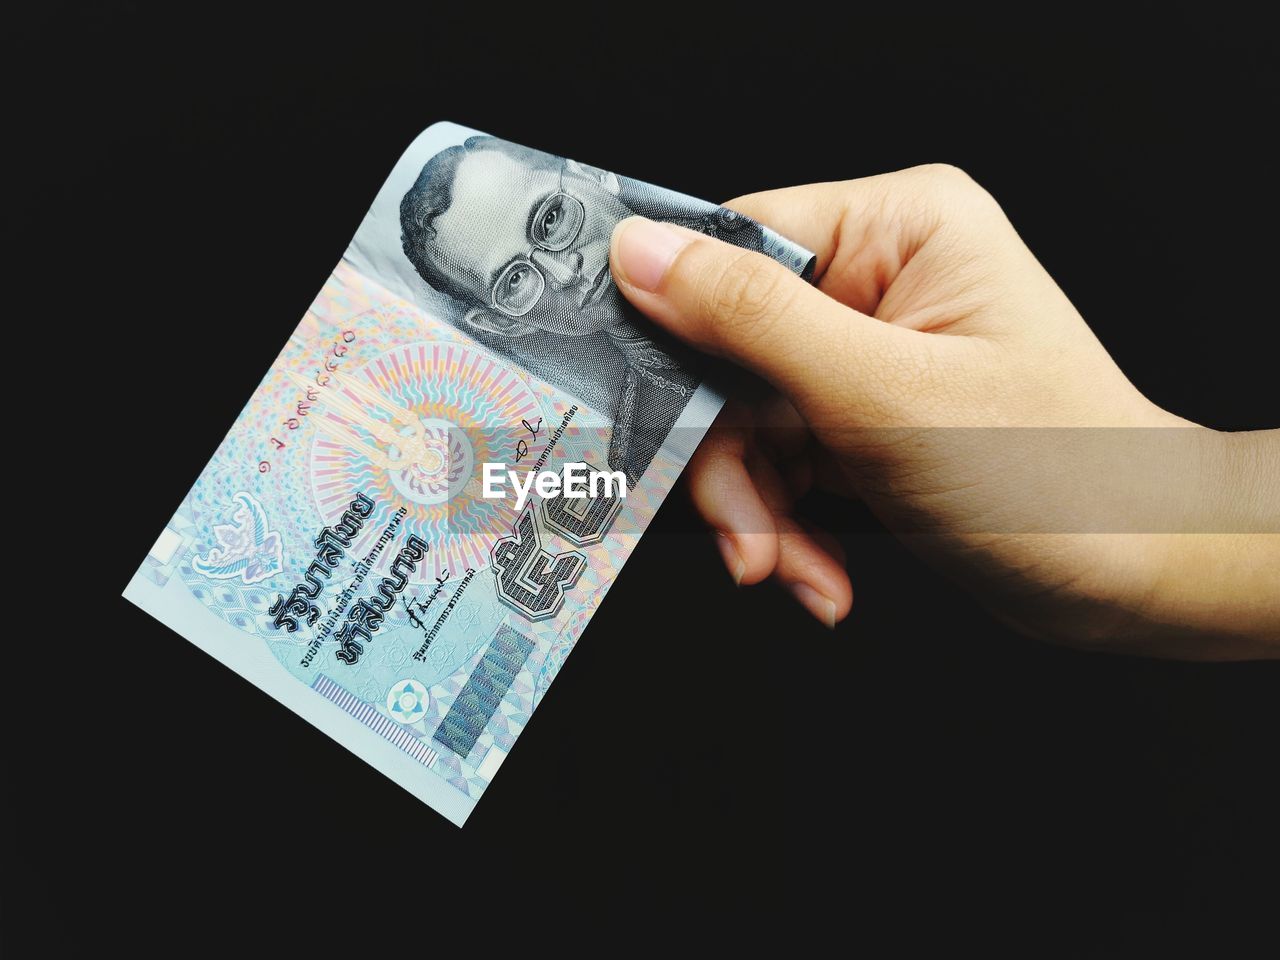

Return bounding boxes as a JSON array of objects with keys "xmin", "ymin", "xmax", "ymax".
[
  {"xmin": 612, "ymin": 217, "xmax": 695, "ymax": 292},
  {"xmin": 716, "ymin": 532, "xmax": 745, "ymax": 586},
  {"xmin": 787, "ymin": 582, "xmax": 837, "ymax": 629}
]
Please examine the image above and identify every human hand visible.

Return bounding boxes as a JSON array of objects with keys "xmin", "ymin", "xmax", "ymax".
[{"xmin": 608, "ymin": 166, "xmax": 1278, "ymax": 659}]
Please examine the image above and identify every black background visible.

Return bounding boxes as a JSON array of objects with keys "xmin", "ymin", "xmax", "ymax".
[{"xmin": 9, "ymin": 2, "xmax": 1278, "ymax": 954}]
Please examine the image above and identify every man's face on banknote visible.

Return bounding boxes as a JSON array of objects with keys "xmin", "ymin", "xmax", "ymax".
[{"xmin": 401, "ymin": 139, "xmax": 635, "ymax": 338}]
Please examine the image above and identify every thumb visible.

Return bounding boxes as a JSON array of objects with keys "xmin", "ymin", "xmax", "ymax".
[{"xmin": 609, "ymin": 216, "xmax": 902, "ymax": 420}]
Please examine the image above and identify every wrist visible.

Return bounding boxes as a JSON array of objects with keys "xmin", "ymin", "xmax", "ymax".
[{"xmin": 1119, "ymin": 428, "xmax": 1280, "ymax": 658}]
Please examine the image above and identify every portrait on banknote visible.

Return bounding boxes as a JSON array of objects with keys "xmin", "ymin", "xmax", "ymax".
[{"xmin": 398, "ymin": 135, "xmax": 777, "ymax": 485}]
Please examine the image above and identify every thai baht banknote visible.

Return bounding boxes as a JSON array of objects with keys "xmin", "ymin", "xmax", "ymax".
[{"xmin": 123, "ymin": 121, "xmax": 814, "ymax": 825}]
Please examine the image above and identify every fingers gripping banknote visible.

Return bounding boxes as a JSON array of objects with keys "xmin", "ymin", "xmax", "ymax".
[{"xmin": 123, "ymin": 121, "xmax": 814, "ymax": 825}]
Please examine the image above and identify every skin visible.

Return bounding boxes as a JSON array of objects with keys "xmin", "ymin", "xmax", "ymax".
[
  {"xmin": 608, "ymin": 165, "xmax": 1279, "ymax": 660},
  {"xmin": 424, "ymin": 150, "xmax": 633, "ymax": 337}
]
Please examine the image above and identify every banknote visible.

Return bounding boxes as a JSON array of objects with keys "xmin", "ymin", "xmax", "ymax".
[{"xmin": 123, "ymin": 121, "xmax": 815, "ymax": 825}]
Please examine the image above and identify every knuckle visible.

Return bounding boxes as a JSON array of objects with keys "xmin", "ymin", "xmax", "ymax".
[
  {"xmin": 896, "ymin": 163, "xmax": 1006, "ymax": 233},
  {"xmin": 914, "ymin": 163, "xmax": 994, "ymax": 206},
  {"xmin": 921, "ymin": 162, "xmax": 977, "ymax": 188}
]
